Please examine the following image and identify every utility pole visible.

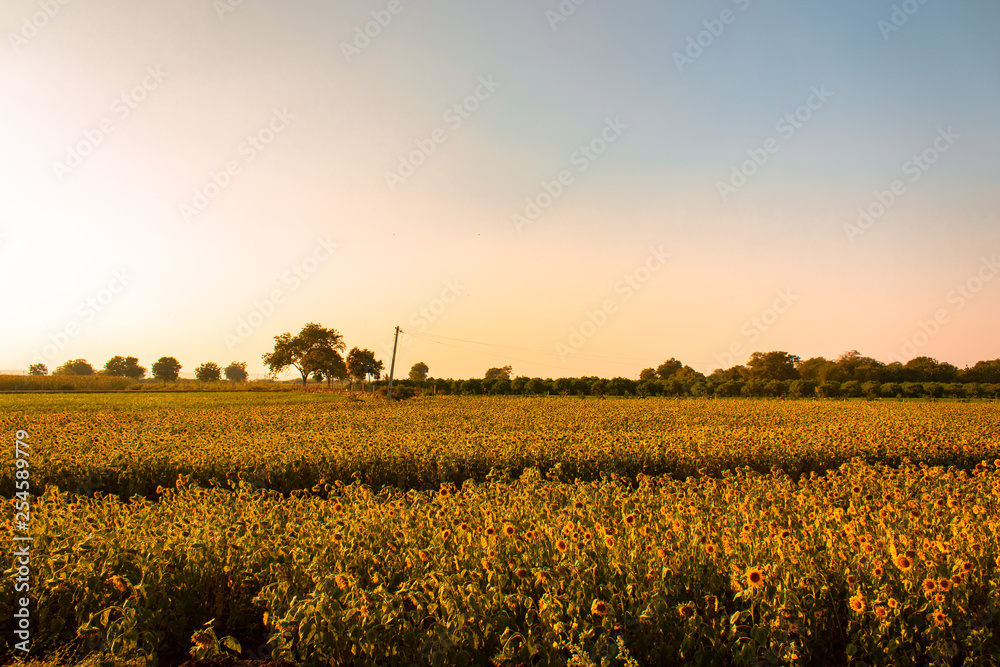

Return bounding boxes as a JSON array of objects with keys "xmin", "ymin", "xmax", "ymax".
[{"xmin": 386, "ymin": 325, "xmax": 400, "ymax": 401}]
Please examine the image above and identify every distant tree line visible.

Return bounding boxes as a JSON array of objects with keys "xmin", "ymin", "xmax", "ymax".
[
  {"xmin": 385, "ymin": 351, "xmax": 1000, "ymax": 399},
  {"xmin": 24, "ymin": 339, "xmax": 1000, "ymax": 399},
  {"xmin": 29, "ymin": 357, "xmax": 250, "ymax": 383}
]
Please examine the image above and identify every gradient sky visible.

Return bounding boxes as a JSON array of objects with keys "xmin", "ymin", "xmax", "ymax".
[{"xmin": 2, "ymin": 0, "xmax": 998, "ymax": 380}]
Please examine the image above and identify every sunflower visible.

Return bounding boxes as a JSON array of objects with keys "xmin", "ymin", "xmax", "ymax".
[
  {"xmin": 933, "ymin": 610, "xmax": 947, "ymax": 626},
  {"xmin": 705, "ymin": 543, "xmax": 717, "ymax": 556},
  {"xmin": 849, "ymin": 594, "xmax": 865, "ymax": 614},
  {"xmin": 938, "ymin": 578, "xmax": 951, "ymax": 592},
  {"xmin": 873, "ymin": 566, "xmax": 884, "ymax": 578},
  {"xmin": 503, "ymin": 524, "xmax": 516, "ymax": 538},
  {"xmin": 624, "ymin": 514, "xmax": 636, "ymax": 527},
  {"xmin": 922, "ymin": 578, "xmax": 936, "ymax": 592},
  {"xmin": 604, "ymin": 536, "xmax": 615, "ymax": 549},
  {"xmin": 894, "ymin": 555, "xmax": 913, "ymax": 571},
  {"xmin": 888, "ymin": 598, "xmax": 899, "ymax": 609},
  {"xmin": 556, "ymin": 539, "xmax": 569, "ymax": 553},
  {"xmin": 485, "ymin": 527, "xmax": 496, "ymax": 536},
  {"xmin": 875, "ymin": 606, "xmax": 888, "ymax": 619},
  {"xmin": 746, "ymin": 568, "xmax": 764, "ymax": 589},
  {"xmin": 591, "ymin": 600, "xmax": 609, "ymax": 616},
  {"xmin": 677, "ymin": 604, "xmax": 695, "ymax": 618}
]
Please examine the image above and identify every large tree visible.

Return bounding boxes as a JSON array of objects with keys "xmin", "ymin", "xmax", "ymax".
[
  {"xmin": 262, "ymin": 322, "xmax": 345, "ymax": 388},
  {"xmin": 409, "ymin": 362, "xmax": 429, "ymax": 382},
  {"xmin": 195, "ymin": 362, "xmax": 222, "ymax": 382},
  {"xmin": 346, "ymin": 347, "xmax": 384, "ymax": 383},
  {"xmin": 655, "ymin": 358, "xmax": 683, "ymax": 380},
  {"xmin": 28, "ymin": 363, "xmax": 48, "ymax": 376},
  {"xmin": 54, "ymin": 359, "xmax": 95, "ymax": 376},
  {"xmin": 747, "ymin": 351, "xmax": 801, "ymax": 381},
  {"xmin": 224, "ymin": 362, "xmax": 249, "ymax": 382},
  {"xmin": 796, "ymin": 356, "xmax": 832, "ymax": 382},
  {"xmin": 311, "ymin": 347, "xmax": 348, "ymax": 388},
  {"xmin": 104, "ymin": 355, "xmax": 146, "ymax": 379},
  {"xmin": 484, "ymin": 365, "xmax": 512, "ymax": 380},
  {"xmin": 152, "ymin": 357, "xmax": 182, "ymax": 383}
]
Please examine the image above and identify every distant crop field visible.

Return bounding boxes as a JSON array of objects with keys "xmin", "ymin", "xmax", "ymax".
[{"xmin": 2, "ymin": 394, "xmax": 999, "ymax": 665}]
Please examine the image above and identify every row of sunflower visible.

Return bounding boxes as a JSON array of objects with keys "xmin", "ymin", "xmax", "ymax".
[
  {"xmin": 2, "ymin": 394, "xmax": 999, "ymax": 499},
  {"xmin": 2, "ymin": 459, "xmax": 999, "ymax": 665}
]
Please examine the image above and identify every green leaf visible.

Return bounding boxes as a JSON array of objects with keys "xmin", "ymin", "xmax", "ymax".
[{"xmin": 221, "ymin": 636, "xmax": 242, "ymax": 654}]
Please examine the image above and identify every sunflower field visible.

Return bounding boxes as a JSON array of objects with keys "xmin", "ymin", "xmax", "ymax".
[{"xmin": 2, "ymin": 393, "xmax": 999, "ymax": 666}]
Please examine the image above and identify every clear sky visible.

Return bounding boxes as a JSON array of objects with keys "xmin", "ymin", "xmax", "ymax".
[{"xmin": 2, "ymin": 0, "xmax": 998, "ymax": 380}]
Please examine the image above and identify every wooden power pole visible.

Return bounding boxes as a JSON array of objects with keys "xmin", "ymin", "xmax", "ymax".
[{"xmin": 386, "ymin": 325, "xmax": 400, "ymax": 401}]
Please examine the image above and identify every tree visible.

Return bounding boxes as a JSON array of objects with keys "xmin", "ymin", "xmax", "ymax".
[
  {"xmin": 262, "ymin": 323, "xmax": 345, "ymax": 388},
  {"xmin": 638, "ymin": 368, "xmax": 656, "ymax": 381},
  {"xmin": 828, "ymin": 350, "xmax": 884, "ymax": 383},
  {"xmin": 152, "ymin": 357, "xmax": 182, "ymax": 383},
  {"xmin": 104, "ymin": 356, "xmax": 146, "ymax": 379},
  {"xmin": 796, "ymin": 357, "xmax": 832, "ymax": 382},
  {"xmin": 708, "ymin": 365, "xmax": 748, "ymax": 383},
  {"xmin": 311, "ymin": 347, "xmax": 348, "ymax": 388},
  {"xmin": 485, "ymin": 366, "xmax": 513, "ymax": 380},
  {"xmin": 195, "ymin": 362, "xmax": 222, "ymax": 382},
  {"xmin": 224, "ymin": 362, "xmax": 248, "ymax": 382},
  {"xmin": 961, "ymin": 359, "xmax": 1000, "ymax": 384},
  {"xmin": 409, "ymin": 362, "xmax": 429, "ymax": 382},
  {"xmin": 28, "ymin": 363, "xmax": 47, "ymax": 376},
  {"xmin": 747, "ymin": 351, "xmax": 801, "ymax": 381},
  {"xmin": 54, "ymin": 359, "xmax": 95, "ymax": 376},
  {"xmin": 346, "ymin": 347, "xmax": 384, "ymax": 383},
  {"xmin": 673, "ymin": 366, "xmax": 706, "ymax": 384},
  {"xmin": 656, "ymin": 358, "xmax": 683, "ymax": 380}
]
